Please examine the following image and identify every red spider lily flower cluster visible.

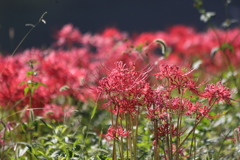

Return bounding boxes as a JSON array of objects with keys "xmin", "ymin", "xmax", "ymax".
[
  {"xmin": 98, "ymin": 61, "xmax": 232, "ymax": 142},
  {"xmin": 97, "ymin": 61, "xmax": 153, "ymax": 117},
  {"xmin": 157, "ymin": 124, "xmax": 179, "ymax": 137},
  {"xmin": 55, "ymin": 24, "xmax": 82, "ymax": 46},
  {"xmin": 102, "ymin": 126, "xmax": 130, "ymax": 142},
  {"xmin": 202, "ymin": 81, "xmax": 232, "ymax": 105},
  {"xmin": 0, "ymin": 24, "xmax": 237, "ymax": 122},
  {"xmin": 155, "ymin": 64, "xmax": 198, "ymax": 94}
]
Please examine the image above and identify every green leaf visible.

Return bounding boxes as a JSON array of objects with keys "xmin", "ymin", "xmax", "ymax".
[
  {"xmin": 29, "ymin": 109, "xmax": 35, "ymax": 123},
  {"xmin": 38, "ymin": 82, "xmax": 47, "ymax": 87},
  {"xmin": 40, "ymin": 119, "xmax": 53, "ymax": 129},
  {"xmin": 20, "ymin": 82, "xmax": 27, "ymax": 85},
  {"xmin": 55, "ymin": 125, "xmax": 68, "ymax": 134},
  {"xmin": 220, "ymin": 43, "xmax": 234, "ymax": 53},
  {"xmin": 82, "ymin": 126, "xmax": 87, "ymax": 135},
  {"xmin": 27, "ymin": 71, "xmax": 34, "ymax": 77},
  {"xmin": 91, "ymin": 148, "xmax": 109, "ymax": 154},
  {"xmin": 210, "ymin": 47, "xmax": 219, "ymax": 59},
  {"xmin": 60, "ymin": 126, "xmax": 68, "ymax": 134},
  {"xmin": 35, "ymin": 150, "xmax": 45, "ymax": 156},
  {"xmin": 135, "ymin": 43, "xmax": 143, "ymax": 53},
  {"xmin": 154, "ymin": 39, "xmax": 167, "ymax": 55},
  {"xmin": 31, "ymin": 120, "xmax": 38, "ymax": 132},
  {"xmin": 50, "ymin": 150, "xmax": 61, "ymax": 157},
  {"xmin": 73, "ymin": 139, "xmax": 82, "ymax": 148},
  {"xmin": 30, "ymin": 87, "xmax": 35, "ymax": 95},
  {"xmin": 18, "ymin": 146, "xmax": 29, "ymax": 157},
  {"xmin": 21, "ymin": 123, "xmax": 27, "ymax": 133},
  {"xmin": 91, "ymin": 102, "xmax": 98, "ymax": 119},
  {"xmin": 24, "ymin": 87, "xmax": 29, "ymax": 96},
  {"xmin": 60, "ymin": 85, "xmax": 69, "ymax": 92}
]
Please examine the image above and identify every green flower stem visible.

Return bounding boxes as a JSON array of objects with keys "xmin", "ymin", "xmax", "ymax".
[
  {"xmin": 0, "ymin": 12, "xmax": 47, "ymax": 77},
  {"xmin": 128, "ymin": 114, "xmax": 133, "ymax": 159},
  {"xmin": 169, "ymin": 110, "xmax": 173, "ymax": 160},
  {"xmin": 120, "ymin": 118, "xmax": 124, "ymax": 160},
  {"xmin": 175, "ymin": 102, "xmax": 215, "ymax": 156},
  {"xmin": 153, "ymin": 119, "xmax": 159, "ymax": 160},
  {"xmin": 133, "ymin": 108, "xmax": 140, "ymax": 160},
  {"xmin": 125, "ymin": 114, "xmax": 129, "ymax": 160},
  {"xmin": 189, "ymin": 117, "xmax": 197, "ymax": 158}
]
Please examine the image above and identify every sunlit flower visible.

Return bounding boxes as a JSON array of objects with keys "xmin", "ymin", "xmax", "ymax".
[
  {"xmin": 98, "ymin": 61, "xmax": 153, "ymax": 116},
  {"xmin": 202, "ymin": 81, "xmax": 231, "ymax": 105},
  {"xmin": 103, "ymin": 126, "xmax": 130, "ymax": 142}
]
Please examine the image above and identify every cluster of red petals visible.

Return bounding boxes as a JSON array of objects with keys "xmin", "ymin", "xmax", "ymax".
[
  {"xmin": 155, "ymin": 64, "xmax": 199, "ymax": 94},
  {"xmin": 53, "ymin": 24, "xmax": 240, "ymax": 73},
  {"xmin": 55, "ymin": 24, "xmax": 82, "ymax": 46},
  {"xmin": 98, "ymin": 61, "xmax": 153, "ymax": 116},
  {"xmin": 157, "ymin": 124, "xmax": 178, "ymax": 137},
  {"xmin": 142, "ymin": 64, "xmax": 232, "ymax": 137},
  {"xmin": 0, "ymin": 48, "xmax": 95, "ymax": 121},
  {"xmin": 202, "ymin": 82, "xmax": 231, "ymax": 105},
  {"xmin": 103, "ymin": 126, "xmax": 130, "ymax": 142}
]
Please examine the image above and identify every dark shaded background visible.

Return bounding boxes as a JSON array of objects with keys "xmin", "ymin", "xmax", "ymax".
[{"xmin": 0, "ymin": 0, "xmax": 240, "ymax": 53}]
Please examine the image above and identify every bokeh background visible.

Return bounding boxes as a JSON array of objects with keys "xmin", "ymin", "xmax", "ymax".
[{"xmin": 0, "ymin": 0, "xmax": 240, "ymax": 53}]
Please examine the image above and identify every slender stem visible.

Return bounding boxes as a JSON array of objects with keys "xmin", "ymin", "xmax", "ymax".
[
  {"xmin": 113, "ymin": 139, "xmax": 116, "ymax": 160},
  {"xmin": 216, "ymin": 130, "xmax": 231, "ymax": 159},
  {"xmin": 112, "ymin": 107, "xmax": 120, "ymax": 160},
  {"xmin": 125, "ymin": 114, "xmax": 129, "ymax": 160},
  {"xmin": 0, "ymin": 12, "xmax": 47, "ymax": 77},
  {"xmin": 169, "ymin": 111, "xmax": 173, "ymax": 160},
  {"xmin": 165, "ymin": 132, "xmax": 171, "ymax": 160},
  {"xmin": 134, "ymin": 108, "xmax": 140, "ymax": 160},
  {"xmin": 154, "ymin": 119, "xmax": 159, "ymax": 160},
  {"xmin": 176, "ymin": 93, "xmax": 184, "ymax": 160},
  {"xmin": 161, "ymin": 141, "xmax": 167, "ymax": 160},
  {"xmin": 119, "ymin": 118, "xmax": 124, "ymax": 160},
  {"xmin": 189, "ymin": 117, "xmax": 197, "ymax": 158},
  {"xmin": 28, "ymin": 64, "xmax": 34, "ymax": 160},
  {"xmin": 194, "ymin": 136, "xmax": 196, "ymax": 160},
  {"xmin": 128, "ymin": 114, "xmax": 133, "ymax": 159}
]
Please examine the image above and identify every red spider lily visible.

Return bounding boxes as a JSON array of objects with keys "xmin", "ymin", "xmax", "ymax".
[
  {"xmin": 155, "ymin": 64, "xmax": 199, "ymax": 95},
  {"xmin": 202, "ymin": 81, "xmax": 231, "ymax": 105},
  {"xmin": 102, "ymin": 27, "xmax": 126, "ymax": 40},
  {"xmin": 103, "ymin": 126, "xmax": 130, "ymax": 142},
  {"xmin": 157, "ymin": 123, "xmax": 179, "ymax": 137},
  {"xmin": 98, "ymin": 61, "xmax": 153, "ymax": 116},
  {"xmin": 55, "ymin": 23, "xmax": 82, "ymax": 46}
]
